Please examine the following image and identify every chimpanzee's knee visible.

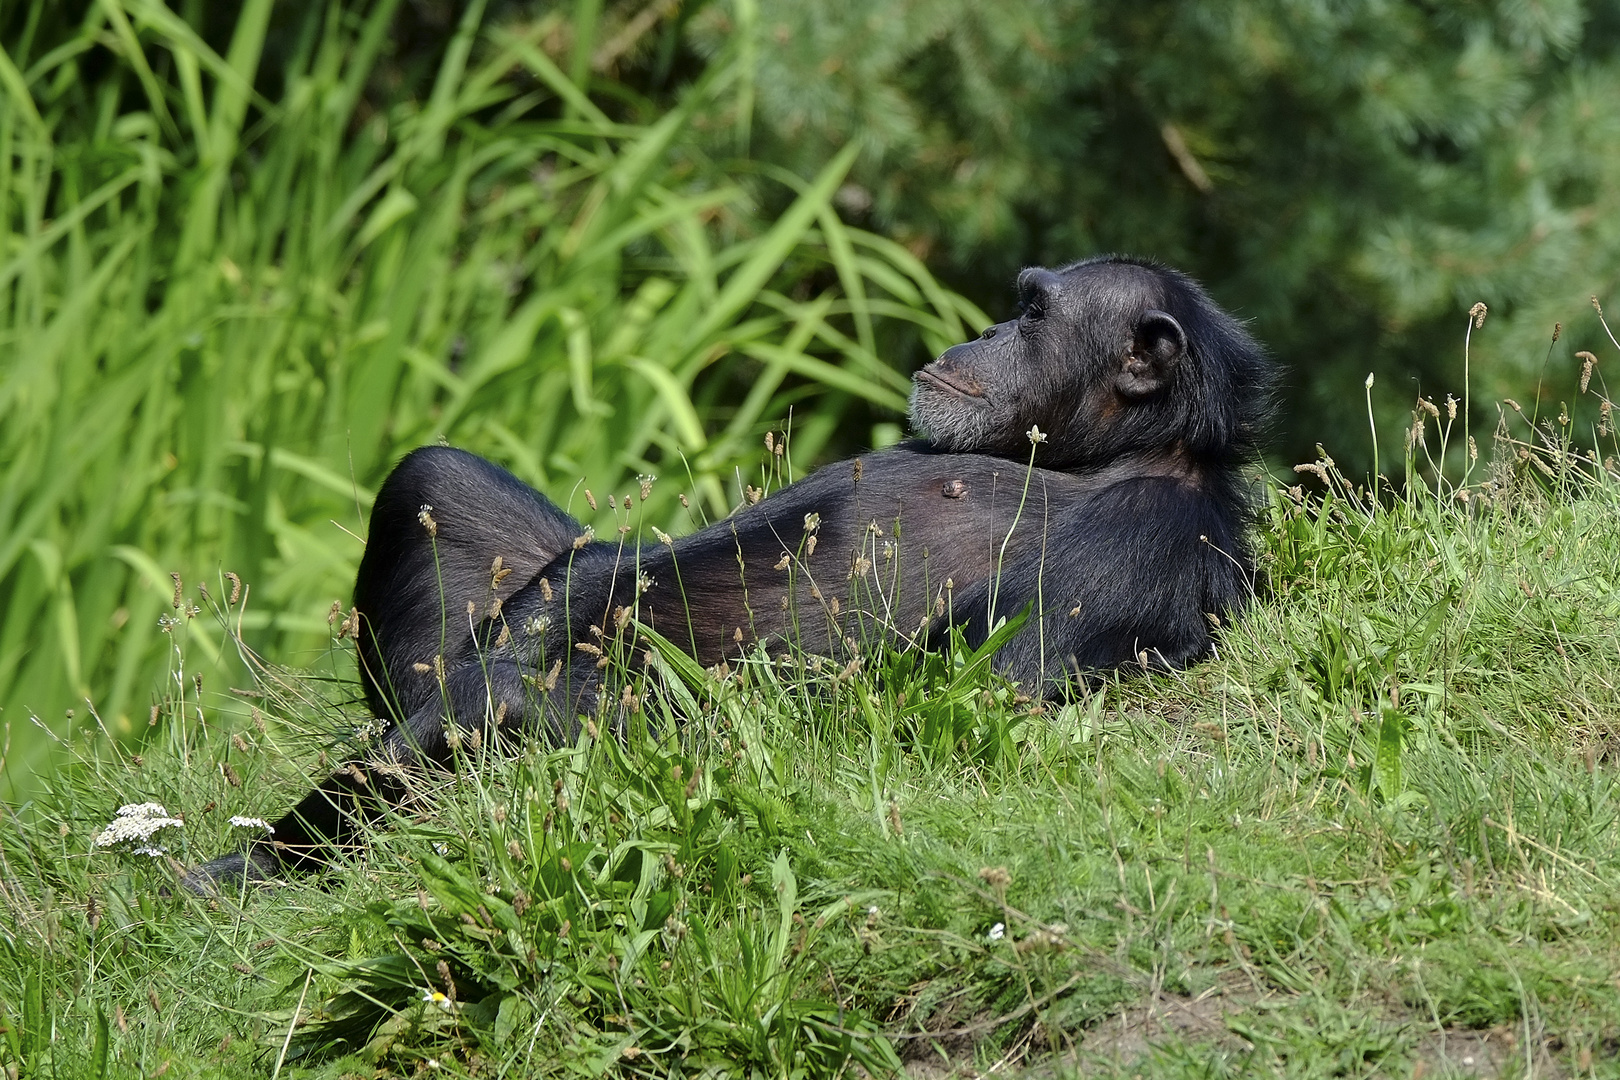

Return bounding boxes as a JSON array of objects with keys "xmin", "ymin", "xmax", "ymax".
[{"xmin": 354, "ymin": 447, "xmax": 582, "ymax": 723}]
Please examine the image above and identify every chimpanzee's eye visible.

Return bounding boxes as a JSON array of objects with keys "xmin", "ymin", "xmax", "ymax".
[{"xmin": 1018, "ymin": 292, "xmax": 1046, "ymax": 323}]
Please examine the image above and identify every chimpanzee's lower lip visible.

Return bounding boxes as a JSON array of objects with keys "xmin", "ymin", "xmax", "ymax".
[{"xmin": 916, "ymin": 368, "xmax": 986, "ymax": 401}]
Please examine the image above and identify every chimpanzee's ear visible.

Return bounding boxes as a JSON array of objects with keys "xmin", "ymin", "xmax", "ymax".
[{"xmin": 1118, "ymin": 309, "xmax": 1187, "ymax": 398}]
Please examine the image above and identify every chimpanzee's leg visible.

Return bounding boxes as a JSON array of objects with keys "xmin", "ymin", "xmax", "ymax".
[
  {"xmin": 181, "ymin": 763, "xmax": 410, "ymax": 888},
  {"xmin": 180, "ymin": 654, "xmax": 598, "ymax": 891},
  {"xmin": 181, "ymin": 449, "xmax": 584, "ymax": 893},
  {"xmin": 354, "ymin": 446, "xmax": 582, "ymax": 724}
]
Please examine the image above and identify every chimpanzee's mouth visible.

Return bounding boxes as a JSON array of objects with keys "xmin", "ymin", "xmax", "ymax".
[{"xmin": 916, "ymin": 367, "xmax": 987, "ymax": 401}]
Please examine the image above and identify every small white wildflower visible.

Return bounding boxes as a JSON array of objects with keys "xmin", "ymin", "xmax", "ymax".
[
  {"xmin": 354, "ymin": 718, "xmax": 388, "ymax": 743},
  {"xmin": 421, "ymin": 990, "xmax": 456, "ymax": 1012},
  {"xmin": 434, "ymin": 842, "xmax": 450, "ymax": 856},
  {"xmin": 129, "ymin": 845, "xmax": 168, "ymax": 859},
  {"xmin": 524, "ymin": 614, "xmax": 552, "ymax": 637},
  {"xmin": 229, "ymin": 816, "xmax": 274, "ymax": 834},
  {"xmin": 636, "ymin": 571, "xmax": 655, "ymax": 596},
  {"xmin": 988, "ymin": 922, "xmax": 1006, "ymax": 942},
  {"xmin": 95, "ymin": 803, "xmax": 184, "ymax": 851},
  {"xmin": 1026, "ymin": 425, "xmax": 1046, "ymax": 444}
]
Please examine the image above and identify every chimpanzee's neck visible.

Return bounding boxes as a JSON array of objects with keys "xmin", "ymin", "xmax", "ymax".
[{"xmin": 1062, "ymin": 445, "xmax": 1218, "ymax": 490}]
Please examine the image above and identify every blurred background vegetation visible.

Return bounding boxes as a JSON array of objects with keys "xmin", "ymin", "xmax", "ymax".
[{"xmin": 2, "ymin": 0, "xmax": 1617, "ymax": 799}]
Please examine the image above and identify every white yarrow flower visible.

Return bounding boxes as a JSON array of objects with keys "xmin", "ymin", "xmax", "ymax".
[
  {"xmin": 988, "ymin": 922, "xmax": 1006, "ymax": 942},
  {"xmin": 229, "ymin": 816, "xmax": 274, "ymax": 834},
  {"xmin": 95, "ymin": 802, "xmax": 184, "ymax": 852}
]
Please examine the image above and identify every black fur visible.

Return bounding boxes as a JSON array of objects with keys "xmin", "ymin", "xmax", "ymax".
[{"xmin": 183, "ymin": 256, "xmax": 1274, "ymax": 891}]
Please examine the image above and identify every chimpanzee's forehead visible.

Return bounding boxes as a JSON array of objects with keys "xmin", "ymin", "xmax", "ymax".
[{"xmin": 1021, "ymin": 260, "xmax": 1167, "ymax": 314}]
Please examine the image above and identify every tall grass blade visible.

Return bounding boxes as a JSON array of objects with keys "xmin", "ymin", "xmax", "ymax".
[{"xmin": 0, "ymin": 4, "xmax": 968, "ymax": 799}]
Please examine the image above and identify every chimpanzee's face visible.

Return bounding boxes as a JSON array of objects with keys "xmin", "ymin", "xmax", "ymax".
[{"xmin": 908, "ymin": 260, "xmax": 1190, "ymax": 469}]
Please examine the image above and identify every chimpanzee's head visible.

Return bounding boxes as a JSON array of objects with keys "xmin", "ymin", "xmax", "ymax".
[{"xmin": 908, "ymin": 256, "xmax": 1274, "ymax": 469}]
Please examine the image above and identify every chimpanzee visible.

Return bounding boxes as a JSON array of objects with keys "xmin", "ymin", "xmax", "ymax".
[{"xmin": 183, "ymin": 255, "xmax": 1274, "ymax": 890}]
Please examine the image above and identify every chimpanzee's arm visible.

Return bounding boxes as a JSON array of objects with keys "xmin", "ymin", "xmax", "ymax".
[{"xmin": 943, "ymin": 476, "xmax": 1252, "ymax": 692}]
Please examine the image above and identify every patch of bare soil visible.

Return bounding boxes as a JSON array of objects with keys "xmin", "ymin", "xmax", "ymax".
[
  {"xmin": 1078, "ymin": 984, "xmax": 1259, "ymax": 1067},
  {"xmin": 898, "ymin": 979, "xmax": 1567, "ymax": 1079},
  {"xmin": 898, "ymin": 972, "xmax": 1261, "ymax": 1078},
  {"xmin": 1410, "ymin": 1026, "xmax": 1563, "ymax": 1079},
  {"xmin": 895, "ymin": 998, "xmax": 1025, "ymax": 1079}
]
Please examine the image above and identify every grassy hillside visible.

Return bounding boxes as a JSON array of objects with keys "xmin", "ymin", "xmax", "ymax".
[
  {"xmin": 5, "ymin": 4, "xmax": 1620, "ymax": 1076},
  {"xmin": 2, "ymin": 411, "xmax": 1618, "ymax": 1077}
]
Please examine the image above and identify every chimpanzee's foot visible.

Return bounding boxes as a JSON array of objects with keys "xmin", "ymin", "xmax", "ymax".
[{"xmin": 180, "ymin": 845, "xmax": 284, "ymax": 895}]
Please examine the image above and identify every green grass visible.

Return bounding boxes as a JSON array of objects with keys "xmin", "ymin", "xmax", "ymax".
[
  {"xmin": 8, "ymin": 4, "xmax": 1620, "ymax": 1077},
  {"xmin": 0, "ymin": 2, "xmax": 982, "ymax": 799},
  {"xmin": 3, "ymin": 414, "xmax": 1619, "ymax": 1077}
]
